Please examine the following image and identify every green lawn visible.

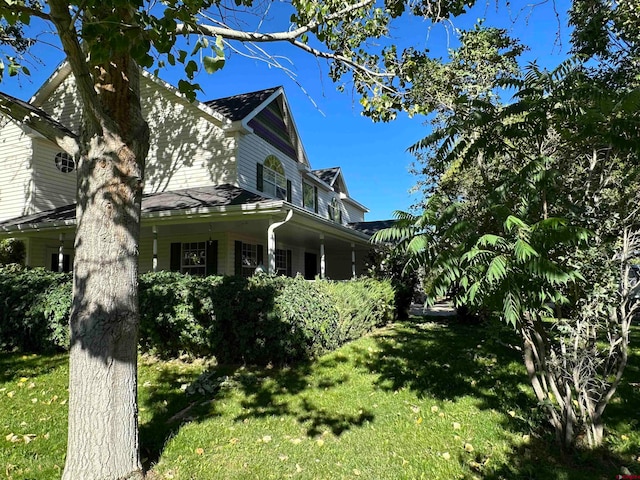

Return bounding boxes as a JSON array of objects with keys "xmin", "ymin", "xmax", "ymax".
[{"xmin": 2, "ymin": 317, "xmax": 639, "ymax": 479}]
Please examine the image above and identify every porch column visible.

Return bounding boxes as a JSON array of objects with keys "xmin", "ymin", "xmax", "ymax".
[
  {"xmin": 320, "ymin": 234, "xmax": 326, "ymax": 279},
  {"xmin": 152, "ymin": 225, "xmax": 158, "ymax": 272},
  {"xmin": 58, "ymin": 233, "xmax": 65, "ymax": 273},
  {"xmin": 351, "ymin": 243, "xmax": 356, "ymax": 279}
]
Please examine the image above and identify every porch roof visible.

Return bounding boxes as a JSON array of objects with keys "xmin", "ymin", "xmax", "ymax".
[
  {"xmin": 0, "ymin": 184, "xmax": 372, "ymax": 246},
  {"xmin": 0, "ymin": 184, "xmax": 267, "ymax": 231}
]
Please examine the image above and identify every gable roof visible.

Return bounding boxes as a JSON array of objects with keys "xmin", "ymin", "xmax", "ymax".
[
  {"xmin": 205, "ymin": 86, "xmax": 280, "ymax": 122},
  {"xmin": 312, "ymin": 167, "xmax": 341, "ymax": 186}
]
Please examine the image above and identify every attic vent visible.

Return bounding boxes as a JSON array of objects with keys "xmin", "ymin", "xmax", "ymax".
[{"xmin": 54, "ymin": 152, "xmax": 76, "ymax": 173}]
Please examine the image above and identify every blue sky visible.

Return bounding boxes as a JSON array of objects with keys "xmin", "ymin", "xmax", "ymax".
[{"xmin": 0, "ymin": 0, "xmax": 572, "ymax": 220}]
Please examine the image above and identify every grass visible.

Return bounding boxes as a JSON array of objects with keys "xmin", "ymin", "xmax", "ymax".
[{"xmin": 1, "ymin": 316, "xmax": 639, "ymax": 479}]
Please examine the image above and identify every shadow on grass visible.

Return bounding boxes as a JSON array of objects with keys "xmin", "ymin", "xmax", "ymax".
[
  {"xmin": 140, "ymin": 355, "xmax": 370, "ymax": 471},
  {"xmin": 139, "ymin": 315, "xmax": 640, "ymax": 478},
  {"xmin": 0, "ymin": 352, "xmax": 68, "ymax": 383},
  {"xmin": 358, "ymin": 315, "xmax": 640, "ymax": 479}
]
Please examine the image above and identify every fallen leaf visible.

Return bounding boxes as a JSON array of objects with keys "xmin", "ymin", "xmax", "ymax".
[
  {"xmin": 442, "ymin": 452, "xmax": 451, "ymax": 460},
  {"xmin": 316, "ymin": 439, "xmax": 325, "ymax": 447},
  {"xmin": 261, "ymin": 435, "xmax": 272, "ymax": 443},
  {"xmin": 430, "ymin": 406, "xmax": 439, "ymax": 413},
  {"xmin": 464, "ymin": 443, "xmax": 474, "ymax": 452},
  {"xmin": 453, "ymin": 422, "xmax": 461, "ymax": 430},
  {"xmin": 195, "ymin": 448, "xmax": 204, "ymax": 455},
  {"xmin": 416, "ymin": 417, "xmax": 423, "ymax": 425},
  {"xmin": 23, "ymin": 434, "xmax": 36, "ymax": 444},
  {"xmin": 353, "ymin": 469, "xmax": 361, "ymax": 476},
  {"xmin": 411, "ymin": 405, "xmax": 420, "ymax": 413},
  {"xmin": 7, "ymin": 391, "xmax": 15, "ymax": 398}
]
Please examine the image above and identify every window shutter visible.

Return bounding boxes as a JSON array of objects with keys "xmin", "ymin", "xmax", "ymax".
[
  {"xmin": 206, "ymin": 240, "xmax": 218, "ymax": 276},
  {"xmin": 314, "ymin": 186, "xmax": 318, "ymax": 213},
  {"xmin": 256, "ymin": 163, "xmax": 264, "ymax": 192},
  {"xmin": 286, "ymin": 249, "xmax": 292, "ymax": 277},
  {"xmin": 257, "ymin": 244, "xmax": 264, "ymax": 266},
  {"xmin": 170, "ymin": 243, "xmax": 181, "ymax": 272},
  {"xmin": 234, "ymin": 241, "xmax": 242, "ymax": 276},
  {"xmin": 286, "ymin": 180, "xmax": 292, "ymax": 203}
]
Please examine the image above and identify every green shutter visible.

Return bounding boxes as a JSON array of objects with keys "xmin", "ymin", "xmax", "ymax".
[
  {"xmin": 170, "ymin": 243, "xmax": 181, "ymax": 272},
  {"xmin": 257, "ymin": 244, "xmax": 264, "ymax": 266},
  {"xmin": 314, "ymin": 186, "xmax": 318, "ymax": 213},
  {"xmin": 257, "ymin": 163, "xmax": 264, "ymax": 192},
  {"xmin": 234, "ymin": 241, "xmax": 243, "ymax": 276},
  {"xmin": 206, "ymin": 240, "xmax": 218, "ymax": 276},
  {"xmin": 286, "ymin": 249, "xmax": 292, "ymax": 277},
  {"xmin": 286, "ymin": 180, "xmax": 292, "ymax": 202}
]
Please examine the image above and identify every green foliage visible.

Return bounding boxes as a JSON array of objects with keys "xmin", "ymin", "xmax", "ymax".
[
  {"xmin": 0, "ymin": 238, "xmax": 26, "ymax": 265},
  {"xmin": 1, "ymin": 269, "xmax": 394, "ymax": 364},
  {"xmin": 272, "ymin": 276, "xmax": 340, "ymax": 359},
  {"xmin": 318, "ymin": 277, "xmax": 395, "ymax": 341},
  {"xmin": 365, "ymin": 243, "xmax": 419, "ymax": 319},
  {"xmin": 0, "ymin": 266, "xmax": 71, "ymax": 352},
  {"xmin": 138, "ymin": 271, "xmax": 219, "ymax": 358}
]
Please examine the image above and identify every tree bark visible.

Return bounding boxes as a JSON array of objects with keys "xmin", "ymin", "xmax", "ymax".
[{"xmin": 51, "ymin": 4, "xmax": 150, "ymax": 473}]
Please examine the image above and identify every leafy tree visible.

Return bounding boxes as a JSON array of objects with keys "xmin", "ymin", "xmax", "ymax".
[
  {"xmin": 375, "ymin": 18, "xmax": 640, "ymax": 448},
  {"xmin": 0, "ymin": 0, "xmax": 487, "ymax": 478}
]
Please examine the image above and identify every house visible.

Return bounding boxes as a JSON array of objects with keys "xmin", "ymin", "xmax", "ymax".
[{"xmin": 0, "ymin": 64, "xmax": 379, "ymax": 279}]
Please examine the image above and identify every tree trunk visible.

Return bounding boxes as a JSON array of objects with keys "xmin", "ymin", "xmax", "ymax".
[{"xmin": 61, "ymin": 57, "xmax": 149, "ymax": 479}]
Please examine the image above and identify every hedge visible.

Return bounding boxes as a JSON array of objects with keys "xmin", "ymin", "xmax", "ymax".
[{"xmin": 0, "ymin": 266, "xmax": 395, "ymax": 364}]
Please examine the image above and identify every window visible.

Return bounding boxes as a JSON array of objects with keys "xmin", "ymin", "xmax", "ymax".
[
  {"xmin": 54, "ymin": 152, "xmax": 76, "ymax": 173},
  {"xmin": 275, "ymin": 249, "xmax": 288, "ymax": 276},
  {"xmin": 303, "ymin": 182, "xmax": 317, "ymax": 213},
  {"xmin": 328, "ymin": 198, "xmax": 342, "ymax": 224},
  {"xmin": 241, "ymin": 242, "xmax": 259, "ymax": 277},
  {"xmin": 263, "ymin": 155, "xmax": 287, "ymax": 199},
  {"xmin": 181, "ymin": 242, "xmax": 206, "ymax": 276}
]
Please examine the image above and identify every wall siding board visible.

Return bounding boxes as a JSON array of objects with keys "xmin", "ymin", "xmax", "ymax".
[
  {"xmin": 236, "ymin": 133, "xmax": 303, "ymax": 206},
  {"xmin": 0, "ymin": 121, "xmax": 35, "ymax": 222}
]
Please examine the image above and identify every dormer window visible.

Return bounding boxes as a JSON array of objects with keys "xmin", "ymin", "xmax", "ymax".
[
  {"xmin": 54, "ymin": 152, "xmax": 76, "ymax": 173},
  {"xmin": 257, "ymin": 155, "xmax": 292, "ymax": 201},
  {"xmin": 328, "ymin": 198, "xmax": 342, "ymax": 224}
]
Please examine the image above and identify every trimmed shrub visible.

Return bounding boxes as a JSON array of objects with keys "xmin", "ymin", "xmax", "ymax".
[
  {"xmin": 273, "ymin": 276, "xmax": 340, "ymax": 360},
  {"xmin": 138, "ymin": 271, "xmax": 220, "ymax": 358},
  {"xmin": 1, "ymin": 268, "xmax": 395, "ymax": 365},
  {"xmin": 317, "ymin": 278, "xmax": 395, "ymax": 344},
  {"xmin": 0, "ymin": 266, "xmax": 71, "ymax": 352}
]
